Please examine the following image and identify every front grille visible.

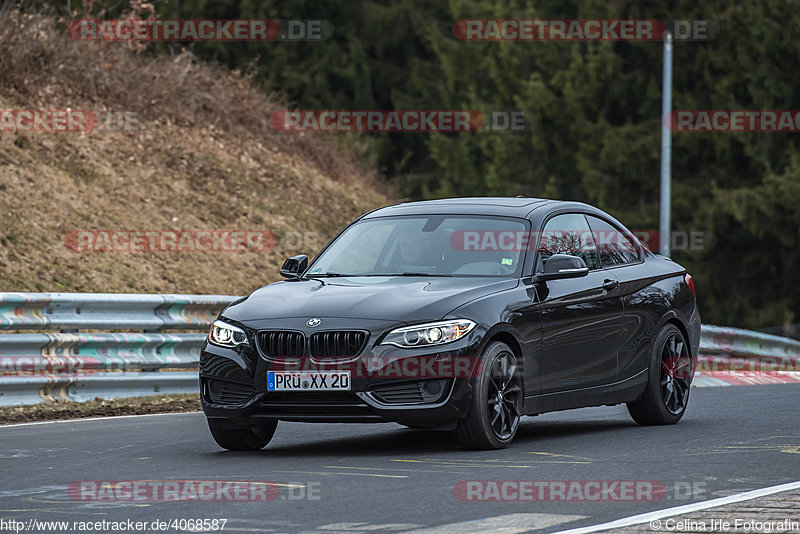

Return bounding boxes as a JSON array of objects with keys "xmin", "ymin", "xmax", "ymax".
[
  {"xmin": 256, "ymin": 331, "xmax": 305, "ymax": 359},
  {"xmin": 310, "ymin": 331, "xmax": 368, "ymax": 359},
  {"xmin": 205, "ymin": 379, "xmax": 255, "ymax": 404}
]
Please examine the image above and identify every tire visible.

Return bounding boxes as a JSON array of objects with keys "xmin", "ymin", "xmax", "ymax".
[
  {"xmin": 207, "ymin": 418, "xmax": 278, "ymax": 451},
  {"xmin": 455, "ymin": 341, "xmax": 523, "ymax": 450},
  {"xmin": 627, "ymin": 324, "xmax": 692, "ymax": 425}
]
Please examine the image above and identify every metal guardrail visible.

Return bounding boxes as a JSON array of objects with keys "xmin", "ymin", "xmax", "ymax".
[
  {"xmin": 0, "ymin": 332, "xmax": 205, "ymax": 372},
  {"xmin": 698, "ymin": 324, "xmax": 800, "ymax": 374},
  {"xmin": 0, "ymin": 292, "xmax": 238, "ymax": 331},
  {"xmin": 1, "ymin": 372, "xmax": 200, "ymax": 405},
  {"xmin": 0, "ymin": 293, "xmax": 237, "ymax": 406},
  {"xmin": 0, "ymin": 293, "xmax": 798, "ymax": 406},
  {"xmin": 700, "ymin": 325, "xmax": 800, "ymax": 361}
]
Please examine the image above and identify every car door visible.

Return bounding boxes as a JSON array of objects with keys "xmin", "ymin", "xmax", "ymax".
[
  {"xmin": 533, "ymin": 213, "xmax": 624, "ymax": 394},
  {"xmin": 585, "ymin": 214, "xmax": 647, "ymax": 381}
]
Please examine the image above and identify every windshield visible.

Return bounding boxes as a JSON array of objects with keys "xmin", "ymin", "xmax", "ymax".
[{"xmin": 306, "ymin": 215, "xmax": 529, "ymax": 277}]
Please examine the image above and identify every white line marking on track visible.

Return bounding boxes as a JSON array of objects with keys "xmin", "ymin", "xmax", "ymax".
[
  {"xmin": 552, "ymin": 479, "xmax": 800, "ymax": 534},
  {"xmin": 0, "ymin": 411, "xmax": 202, "ymax": 428},
  {"xmin": 404, "ymin": 513, "xmax": 586, "ymax": 534}
]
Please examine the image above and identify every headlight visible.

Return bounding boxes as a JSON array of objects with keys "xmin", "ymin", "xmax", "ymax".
[
  {"xmin": 381, "ymin": 319, "xmax": 476, "ymax": 348},
  {"xmin": 209, "ymin": 320, "xmax": 248, "ymax": 348}
]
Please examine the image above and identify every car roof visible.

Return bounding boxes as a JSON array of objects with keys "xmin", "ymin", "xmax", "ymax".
[{"xmin": 362, "ymin": 197, "xmax": 557, "ymax": 218}]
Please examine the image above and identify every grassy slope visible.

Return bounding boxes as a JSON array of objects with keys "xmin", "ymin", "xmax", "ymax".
[{"xmin": 0, "ymin": 10, "xmax": 391, "ymax": 295}]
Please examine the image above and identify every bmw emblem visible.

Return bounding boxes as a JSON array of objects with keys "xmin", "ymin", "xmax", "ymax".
[{"xmin": 306, "ymin": 318, "xmax": 321, "ymax": 327}]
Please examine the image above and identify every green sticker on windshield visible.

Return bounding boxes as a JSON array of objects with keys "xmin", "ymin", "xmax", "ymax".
[{"xmin": 501, "ymin": 258, "xmax": 513, "ymax": 265}]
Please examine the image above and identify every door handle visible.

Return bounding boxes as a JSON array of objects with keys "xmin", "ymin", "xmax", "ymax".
[{"xmin": 602, "ymin": 279, "xmax": 619, "ymax": 291}]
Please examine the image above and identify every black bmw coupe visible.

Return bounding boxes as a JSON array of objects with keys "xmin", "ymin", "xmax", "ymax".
[{"xmin": 201, "ymin": 197, "xmax": 700, "ymax": 450}]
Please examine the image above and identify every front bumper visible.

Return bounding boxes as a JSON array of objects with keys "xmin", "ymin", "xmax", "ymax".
[{"xmin": 199, "ymin": 321, "xmax": 483, "ymax": 429}]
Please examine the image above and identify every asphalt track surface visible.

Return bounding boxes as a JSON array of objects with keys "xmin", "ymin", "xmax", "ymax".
[{"xmin": 1, "ymin": 384, "xmax": 799, "ymax": 533}]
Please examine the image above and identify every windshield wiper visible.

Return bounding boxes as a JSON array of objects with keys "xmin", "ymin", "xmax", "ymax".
[
  {"xmin": 308, "ymin": 272, "xmax": 449, "ymax": 278},
  {"xmin": 384, "ymin": 272, "xmax": 449, "ymax": 277}
]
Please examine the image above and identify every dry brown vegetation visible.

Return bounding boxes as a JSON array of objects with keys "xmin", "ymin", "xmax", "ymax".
[
  {"xmin": 0, "ymin": 394, "xmax": 201, "ymax": 424},
  {"xmin": 0, "ymin": 8, "xmax": 391, "ymax": 295}
]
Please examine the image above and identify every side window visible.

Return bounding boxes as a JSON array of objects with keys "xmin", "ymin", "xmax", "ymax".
[
  {"xmin": 586, "ymin": 215, "xmax": 641, "ymax": 267},
  {"xmin": 537, "ymin": 213, "xmax": 602, "ymax": 271}
]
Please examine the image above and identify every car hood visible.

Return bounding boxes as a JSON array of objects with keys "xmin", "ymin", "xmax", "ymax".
[{"xmin": 223, "ymin": 277, "xmax": 518, "ymax": 323}]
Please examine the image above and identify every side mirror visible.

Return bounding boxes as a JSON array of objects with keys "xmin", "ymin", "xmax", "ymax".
[
  {"xmin": 537, "ymin": 253, "xmax": 589, "ymax": 280},
  {"xmin": 280, "ymin": 255, "xmax": 308, "ymax": 278}
]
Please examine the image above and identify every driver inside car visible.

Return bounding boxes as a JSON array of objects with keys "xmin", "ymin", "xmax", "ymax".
[{"xmin": 398, "ymin": 232, "xmax": 430, "ymax": 264}]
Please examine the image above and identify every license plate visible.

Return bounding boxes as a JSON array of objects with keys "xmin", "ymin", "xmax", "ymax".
[{"xmin": 267, "ymin": 371, "xmax": 351, "ymax": 391}]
